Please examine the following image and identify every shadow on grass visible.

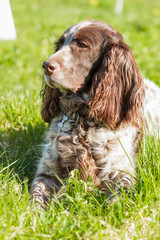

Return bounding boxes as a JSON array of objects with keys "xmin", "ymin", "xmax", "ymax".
[{"xmin": 0, "ymin": 122, "xmax": 47, "ymax": 187}]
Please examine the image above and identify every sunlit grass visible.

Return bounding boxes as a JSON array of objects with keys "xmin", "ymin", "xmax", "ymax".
[{"xmin": 0, "ymin": 0, "xmax": 160, "ymax": 239}]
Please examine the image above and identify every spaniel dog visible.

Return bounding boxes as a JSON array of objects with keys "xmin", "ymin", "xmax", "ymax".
[{"xmin": 31, "ymin": 20, "xmax": 160, "ymax": 205}]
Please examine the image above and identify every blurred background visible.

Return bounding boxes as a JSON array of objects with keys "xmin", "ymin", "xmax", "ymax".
[
  {"xmin": 0, "ymin": 2, "xmax": 160, "ymax": 237},
  {"xmin": 0, "ymin": 0, "xmax": 160, "ymax": 181}
]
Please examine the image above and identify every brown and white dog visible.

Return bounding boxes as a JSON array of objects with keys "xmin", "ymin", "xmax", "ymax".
[{"xmin": 31, "ymin": 20, "xmax": 160, "ymax": 205}]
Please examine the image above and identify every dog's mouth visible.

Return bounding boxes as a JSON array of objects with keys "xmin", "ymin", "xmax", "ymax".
[
  {"xmin": 43, "ymin": 72, "xmax": 85, "ymax": 93},
  {"xmin": 43, "ymin": 73, "xmax": 68, "ymax": 92},
  {"xmin": 43, "ymin": 72, "xmax": 84, "ymax": 93}
]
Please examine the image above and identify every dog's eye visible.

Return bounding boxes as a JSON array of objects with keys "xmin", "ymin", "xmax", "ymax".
[
  {"xmin": 58, "ymin": 40, "xmax": 64, "ymax": 48},
  {"xmin": 55, "ymin": 36, "xmax": 65, "ymax": 51},
  {"xmin": 78, "ymin": 42, "xmax": 88, "ymax": 48}
]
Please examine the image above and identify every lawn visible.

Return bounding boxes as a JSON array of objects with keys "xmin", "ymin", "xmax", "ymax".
[{"xmin": 0, "ymin": 0, "xmax": 160, "ymax": 239}]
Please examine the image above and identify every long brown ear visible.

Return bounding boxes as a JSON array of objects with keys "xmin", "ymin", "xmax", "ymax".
[
  {"xmin": 41, "ymin": 83, "xmax": 61, "ymax": 123},
  {"xmin": 89, "ymin": 41, "xmax": 145, "ymax": 129}
]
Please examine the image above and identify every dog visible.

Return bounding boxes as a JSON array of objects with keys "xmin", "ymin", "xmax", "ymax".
[{"xmin": 31, "ymin": 20, "xmax": 160, "ymax": 206}]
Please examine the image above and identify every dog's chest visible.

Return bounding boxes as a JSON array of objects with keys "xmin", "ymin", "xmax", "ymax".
[
  {"xmin": 49, "ymin": 94, "xmax": 90, "ymax": 134},
  {"xmin": 49, "ymin": 113, "xmax": 137, "ymax": 159},
  {"xmin": 47, "ymin": 94, "xmax": 138, "ymax": 177}
]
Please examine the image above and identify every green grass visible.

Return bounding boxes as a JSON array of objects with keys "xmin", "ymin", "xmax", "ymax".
[{"xmin": 0, "ymin": 0, "xmax": 160, "ymax": 239}]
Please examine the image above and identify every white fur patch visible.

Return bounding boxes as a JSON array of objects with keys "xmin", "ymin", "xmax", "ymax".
[{"xmin": 143, "ymin": 78, "xmax": 160, "ymax": 134}]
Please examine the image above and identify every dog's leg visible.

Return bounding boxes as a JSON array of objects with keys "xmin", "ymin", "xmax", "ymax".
[
  {"xmin": 31, "ymin": 172, "xmax": 62, "ymax": 207},
  {"xmin": 30, "ymin": 141, "xmax": 63, "ymax": 207},
  {"xmin": 75, "ymin": 150, "xmax": 135, "ymax": 195},
  {"xmin": 97, "ymin": 170, "xmax": 135, "ymax": 198}
]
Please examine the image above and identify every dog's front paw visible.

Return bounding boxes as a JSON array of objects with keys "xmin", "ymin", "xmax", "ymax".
[{"xmin": 30, "ymin": 184, "xmax": 50, "ymax": 209}]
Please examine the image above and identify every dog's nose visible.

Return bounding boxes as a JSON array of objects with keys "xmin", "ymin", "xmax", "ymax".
[{"xmin": 42, "ymin": 61, "xmax": 59, "ymax": 74}]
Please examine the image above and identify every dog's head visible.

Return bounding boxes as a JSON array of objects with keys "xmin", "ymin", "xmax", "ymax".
[{"xmin": 41, "ymin": 20, "xmax": 144, "ymax": 129}]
